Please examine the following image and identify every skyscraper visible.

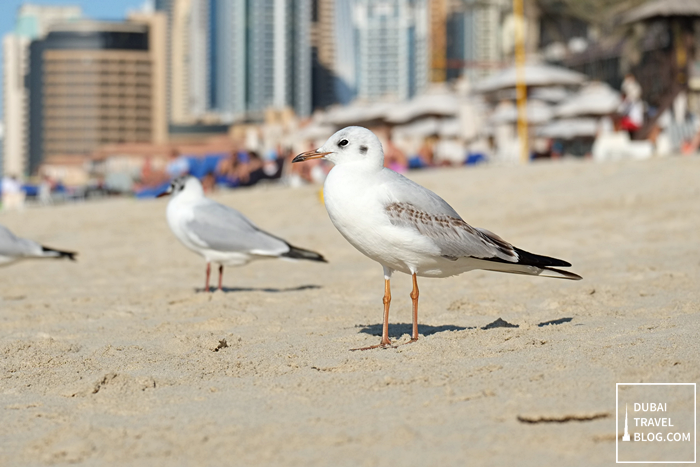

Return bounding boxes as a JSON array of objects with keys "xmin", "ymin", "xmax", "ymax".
[
  {"xmin": 353, "ymin": 0, "xmax": 429, "ymax": 102},
  {"xmin": 211, "ymin": 0, "xmax": 246, "ymax": 120},
  {"xmin": 333, "ymin": 0, "xmax": 356, "ymax": 104},
  {"xmin": 129, "ymin": 11, "xmax": 169, "ymax": 145},
  {"xmin": 159, "ymin": 0, "xmax": 311, "ymax": 123},
  {"xmin": 189, "ymin": 0, "xmax": 210, "ymax": 118},
  {"xmin": 27, "ymin": 20, "xmax": 167, "ymax": 174},
  {"xmin": 311, "ymin": 0, "xmax": 338, "ymax": 109},
  {"xmin": 211, "ymin": 0, "xmax": 311, "ymax": 121},
  {"xmin": 446, "ymin": 0, "xmax": 511, "ymax": 83},
  {"xmin": 430, "ymin": 0, "xmax": 448, "ymax": 82},
  {"xmin": 2, "ymin": 34, "xmax": 29, "ymax": 177},
  {"xmin": 157, "ymin": 0, "xmax": 211, "ymax": 123},
  {"xmin": 2, "ymin": 4, "xmax": 82, "ymax": 177}
]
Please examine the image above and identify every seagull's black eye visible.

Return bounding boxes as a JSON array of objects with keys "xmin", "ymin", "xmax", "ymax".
[{"xmin": 338, "ymin": 139, "xmax": 349, "ymax": 148}]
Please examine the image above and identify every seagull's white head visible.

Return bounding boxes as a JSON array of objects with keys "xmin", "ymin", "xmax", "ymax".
[
  {"xmin": 157, "ymin": 175, "xmax": 204, "ymax": 199},
  {"xmin": 292, "ymin": 126, "xmax": 384, "ymax": 169}
]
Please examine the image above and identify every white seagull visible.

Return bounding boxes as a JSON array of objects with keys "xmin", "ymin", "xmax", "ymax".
[
  {"xmin": 0, "ymin": 223, "xmax": 76, "ymax": 266},
  {"xmin": 293, "ymin": 126, "xmax": 581, "ymax": 350},
  {"xmin": 159, "ymin": 175, "xmax": 326, "ymax": 291}
]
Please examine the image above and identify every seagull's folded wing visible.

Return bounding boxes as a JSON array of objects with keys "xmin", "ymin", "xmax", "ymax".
[
  {"xmin": 385, "ymin": 201, "xmax": 518, "ymax": 262},
  {"xmin": 186, "ymin": 202, "xmax": 290, "ymax": 256},
  {"xmin": 382, "ymin": 174, "xmax": 518, "ymax": 262}
]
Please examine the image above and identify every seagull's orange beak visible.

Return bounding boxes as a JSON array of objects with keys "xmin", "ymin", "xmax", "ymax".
[{"xmin": 292, "ymin": 150, "xmax": 331, "ymax": 163}]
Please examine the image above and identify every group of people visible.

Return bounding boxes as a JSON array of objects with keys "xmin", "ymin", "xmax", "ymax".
[
  {"xmin": 209, "ymin": 149, "xmax": 284, "ymax": 190},
  {"xmin": 137, "ymin": 147, "xmax": 289, "ymax": 196}
]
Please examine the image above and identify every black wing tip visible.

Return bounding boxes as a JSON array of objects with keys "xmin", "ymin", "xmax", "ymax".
[
  {"xmin": 513, "ymin": 246, "xmax": 571, "ymax": 268},
  {"xmin": 42, "ymin": 246, "xmax": 78, "ymax": 261},
  {"xmin": 282, "ymin": 245, "xmax": 327, "ymax": 263}
]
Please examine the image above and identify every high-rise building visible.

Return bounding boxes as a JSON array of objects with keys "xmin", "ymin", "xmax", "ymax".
[
  {"xmin": 2, "ymin": 34, "xmax": 29, "ymax": 177},
  {"xmin": 129, "ymin": 11, "xmax": 169, "ymax": 145},
  {"xmin": 353, "ymin": 0, "xmax": 429, "ymax": 102},
  {"xmin": 211, "ymin": 0, "xmax": 246, "ymax": 120},
  {"xmin": 157, "ymin": 0, "xmax": 311, "ymax": 123},
  {"xmin": 211, "ymin": 0, "xmax": 311, "ymax": 121},
  {"xmin": 430, "ymin": 0, "xmax": 448, "ymax": 82},
  {"xmin": 2, "ymin": 4, "xmax": 82, "ymax": 177},
  {"xmin": 156, "ymin": 0, "xmax": 210, "ymax": 123},
  {"xmin": 189, "ymin": 0, "xmax": 210, "ymax": 118},
  {"xmin": 154, "ymin": 0, "xmax": 174, "ymax": 118},
  {"xmin": 446, "ymin": 0, "xmax": 511, "ymax": 83},
  {"xmin": 311, "ymin": 0, "xmax": 338, "ymax": 109},
  {"xmin": 27, "ymin": 20, "xmax": 167, "ymax": 174},
  {"xmin": 333, "ymin": 0, "xmax": 356, "ymax": 104}
]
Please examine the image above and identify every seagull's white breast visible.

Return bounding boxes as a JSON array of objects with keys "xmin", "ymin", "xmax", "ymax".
[
  {"xmin": 323, "ymin": 165, "xmax": 446, "ymax": 276},
  {"xmin": 166, "ymin": 197, "xmax": 200, "ymax": 252}
]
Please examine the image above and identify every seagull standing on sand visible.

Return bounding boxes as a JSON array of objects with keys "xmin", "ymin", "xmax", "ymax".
[
  {"xmin": 293, "ymin": 126, "xmax": 581, "ymax": 350},
  {"xmin": 0, "ymin": 224, "xmax": 76, "ymax": 266},
  {"xmin": 159, "ymin": 175, "xmax": 326, "ymax": 292}
]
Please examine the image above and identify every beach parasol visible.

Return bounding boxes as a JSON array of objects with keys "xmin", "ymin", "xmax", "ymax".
[
  {"xmin": 474, "ymin": 63, "xmax": 587, "ymax": 93},
  {"xmin": 537, "ymin": 118, "xmax": 599, "ymax": 139},
  {"xmin": 555, "ymin": 82, "xmax": 622, "ymax": 118}
]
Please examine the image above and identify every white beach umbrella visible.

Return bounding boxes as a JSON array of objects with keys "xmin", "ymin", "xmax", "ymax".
[
  {"xmin": 385, "ymin": 92, "xmax": 460, "ymax": 124},
  {"xmin": 392, "ymin": 117, "xmax": 440, "ymax": 138},
  {"xmin": 623, "ymin": 0, "xmax": 700, "ymax": 24},
  {"xmin": 475, "ymin": 63, "xmax": 587, "ymax": 93},
  {"xmin": 555, "ymin": 82, "xmax": 622, "ymax": 118},
  {"xmin": 326, "ymin": 102, "xmax": 393, "ymax": 127},
  {"xmin": 498, "ymin": 86, "xmax": 571, "ymax": 102},
  {"xmin": 530, "ymin": 86, "xmax": 571, "ymax": 103},
  {"xmin": 490, "ymin": 100, "xmax": 553, "ymax": 124}
]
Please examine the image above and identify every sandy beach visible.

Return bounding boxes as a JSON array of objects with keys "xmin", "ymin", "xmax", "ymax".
[{"xmin": 1, "ymin": 156, "xmax": 698, "ymax": 466}]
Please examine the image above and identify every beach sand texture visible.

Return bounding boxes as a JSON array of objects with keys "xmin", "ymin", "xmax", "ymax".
[{"xmin": 1, "ymin": 157, "xmax": 698, "ymax": 466}]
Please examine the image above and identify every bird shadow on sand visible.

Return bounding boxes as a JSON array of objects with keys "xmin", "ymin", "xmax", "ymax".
[
  {"xmin": 356, "ymin": 323, "xmax": 472, "ymax": 338},
  {"xmin": 195, "ymin": 284, "xmax": 322, "ymax": 294},
  {"xmin": 537, "ymin": 317, "xmax": 573, "ymax": 327}
]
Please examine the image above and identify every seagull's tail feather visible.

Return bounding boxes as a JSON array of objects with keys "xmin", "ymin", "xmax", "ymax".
[
  {"xmin": 481, "ymin": 263, "xmax": 582, "ymax": 281},
  {"xmin": 475, "ymin": 246, "xmax": 581, "ymax": 280},
  {"xmin": 537, "ymin": 266, "xmax": 582, "ymax": 280},
  {"xmin": 511, "ymin": 247, "xmax": 581, "ymax": 280},
  {"xmin": 282, "ymin": 244, "xmax": 327, "ymax": 263},
  {"xmin": 41, "ymin": 246, "xmax": 77, "ymax": 261}
]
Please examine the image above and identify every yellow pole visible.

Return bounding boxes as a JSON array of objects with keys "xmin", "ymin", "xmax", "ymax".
[{"xmin": 513, "ymin": 0, "xmax": 528, "ymax": 163}]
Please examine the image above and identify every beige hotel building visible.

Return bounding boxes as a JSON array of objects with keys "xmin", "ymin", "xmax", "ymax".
[{"xmin": 27, "ymin": 18, "xmax": 166, "ymax": 175}]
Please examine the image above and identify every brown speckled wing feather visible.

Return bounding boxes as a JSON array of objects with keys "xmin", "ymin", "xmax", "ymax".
[{"xmin": 385, "ymin": 202, "xmax": 518, "ymax": 262}]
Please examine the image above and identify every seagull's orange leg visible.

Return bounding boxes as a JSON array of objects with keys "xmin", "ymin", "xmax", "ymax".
[
  {"xmin": 204, "ymin": 262, "xmax": 211, "ymax": 292},
  {"xmin": 352, "ymin": 278, "xmax": 393, "ymax": 351},
  {"xmin": 381, "ymin": 278, "xmax": 392, "ymax": 344},
  {"xmin": 409, "ymin": 273, "xmax": 419, "ymax": 342},
  {"xmin": 218, "ymin": 265, "xmax": 224, "ymax": 291}
]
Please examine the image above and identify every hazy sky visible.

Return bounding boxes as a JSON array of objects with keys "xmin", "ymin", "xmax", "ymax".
[{"xmin": 0, "ymin": 0, "xmax": 148, "ymax": 119}]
